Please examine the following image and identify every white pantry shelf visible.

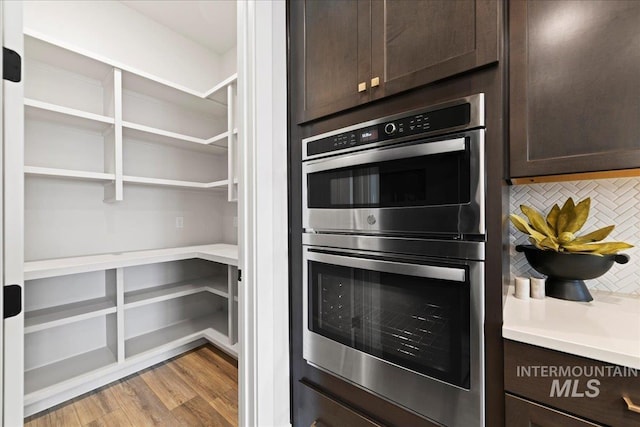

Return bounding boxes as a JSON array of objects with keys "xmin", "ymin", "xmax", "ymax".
[
  {"xmin": 122, "ymin": 124, "xmax": 227, "ymax": 154},
  {"xmin": 124, "ymin": 276, "xmax": 228, "ymax": 309},
  {"xmin": 125, "ymin": 311, "xmax": 228, "ymax": 359},
  {"xmin": 122, "ymin": 121, "xmax": 230, "ymax": 148},
  {"xmin": 207, "ymin": 130, "xmax": 231, "ymax": 146},
  {"xmin": 25, "ymin": 98, "xmax": 114, "ymax": 131},
  {"xmin": 122, "ymin": 70, "xmax": 229, "ymax": 114},
  {"xmin": 25, "ymin": 297, "xmax": 116, "ymax": 334},
  {"xmin": 206, "ymin": 128, "xmax": 238, "ymax": 148},
  {"xmin": 24, "ymin": 244, "xmax": 238, "ymax": 281},
  {"xmin": 24, "ymin": 347, "xmax": 117, "ymax": 397},
  {"xmin": 24, "ymin": 166, "xmax": 115, "ymax": 182},
  {"xmin": 204, "ymin": 73, "xmax": 238, "ymax": 100},
  {"xmin": 123, "ymin": 175, "xmax": 228, "ymax": 190}
]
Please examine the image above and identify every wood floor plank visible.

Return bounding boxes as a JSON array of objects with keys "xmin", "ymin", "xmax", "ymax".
[
  {"xmin": 85, "ymin": 408, "xmax": 133, "ymax": 427},
  {"xmin": 195, "ymin": 345, "xmax": 239, "ymax": 383},
  {"xmin": 140, "ymin": 361, "xmax": 198, "ymax": 410},
  {"xmin": 191, "ymin": 352, "xmax": 237, "ymax": 398},
  {"xmin": 112, "ymin": 375, "xmax": 178, "ymax": 426},
  {"xmin": 24, "ymin": 410, "xmax": 50, "ymax": 427},
  {"xmin": 45, "ymin": 403, "xmax": 82, "ymax": 427},
  {"xmin": 223, "ymin": 387, "xmax": 239, "ymax": 406},
  {"xmin": 207, "ymin": 396, "xmax": 239, "ymax": 427},
  {"xmin": 171, "ymin": 396, "xmax": 235, "ymax": 427},
  {"xmin": 24, "ymin": 345, "xmax": 237, "ymax": 427},
  {"xmin": 72, "ymin": 384, "xmax": 120, "ymax": 425},
  {"xmin": 169, "ymin": 351, "xmax": 234, "ymax": 404}
]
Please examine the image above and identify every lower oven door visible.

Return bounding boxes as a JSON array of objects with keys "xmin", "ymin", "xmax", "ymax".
[{"xmin": 303, "ymin": 246, "xmax": 484, "ymax": 427}]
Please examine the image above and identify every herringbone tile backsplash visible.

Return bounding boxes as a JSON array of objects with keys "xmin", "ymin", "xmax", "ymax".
[{"xmin": 510, "ymin": 178, "xmax": 640, "ymax": 295}]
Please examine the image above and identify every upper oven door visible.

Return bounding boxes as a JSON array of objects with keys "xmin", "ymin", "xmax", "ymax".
[{"xmin": 303, "ymin": 129, "xmax": 485, "ymax": 236}]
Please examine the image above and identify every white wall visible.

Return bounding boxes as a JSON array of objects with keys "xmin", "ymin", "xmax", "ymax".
[
  {"xmin": 24, "ymin": 179, "xmax": 229, "ymax": 261},
  {"xmin": 23, "ymin": 0, "xmax": 225, "ymax": 93},
  {"xmin": 221, "ymin": 201, "xmax": 239, "ymax": 245},
  {"xmin": 222, "ymin": 46, "xmax": 238, "ymax": 79}
]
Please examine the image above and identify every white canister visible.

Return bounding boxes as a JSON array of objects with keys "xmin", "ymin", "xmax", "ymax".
[
  {"xmin": 514, "ymin": 276, "xmax": 530, "ymax": 300},
  {"xmin": 530, "ymin": 277, "xmax": 546, "ymax": 299}
]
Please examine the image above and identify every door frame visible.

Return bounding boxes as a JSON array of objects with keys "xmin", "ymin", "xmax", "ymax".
[
  {"xmin": 2, "ymin": 1, "xmax": 24, "ymax": 425},
  {"xmin": 238, "ymin": 1, "xmax": 290, "ymax": 426},
  {"xmin": 0, "ymin": 2, "xmax": 4, "ymax": 419},
  {"xmin": 1, "ymin": 2, "xmax": 291, "ymax": 424}
]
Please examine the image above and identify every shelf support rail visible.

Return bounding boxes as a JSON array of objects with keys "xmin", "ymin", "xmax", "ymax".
[
  {"xmin": 103, "ymin": 68, "xmax": 123, "ymax": 202},
  {"xmin": 227, "ymin": 82, "xmax": 238, "ymax": 202}
]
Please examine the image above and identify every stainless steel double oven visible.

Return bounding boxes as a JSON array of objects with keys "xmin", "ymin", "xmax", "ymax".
[{"xmin": 301, "ymin": 94, "xmax": 486, "ymax": 426}]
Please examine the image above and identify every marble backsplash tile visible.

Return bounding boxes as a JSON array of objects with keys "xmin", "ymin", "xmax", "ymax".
[{"xmin": 509, "ymin": 178, "xmax": 640, "ymax": 295}]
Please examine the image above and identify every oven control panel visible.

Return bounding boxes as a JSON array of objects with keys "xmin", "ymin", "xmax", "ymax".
[{"xmin": 306, "ymin": 102, "xmax": 471, "ymax": 157}]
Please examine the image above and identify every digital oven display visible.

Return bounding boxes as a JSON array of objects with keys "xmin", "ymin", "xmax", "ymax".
[{"xmin": 360, "ymin": 127, "xmax": 378, "ymax": 143}]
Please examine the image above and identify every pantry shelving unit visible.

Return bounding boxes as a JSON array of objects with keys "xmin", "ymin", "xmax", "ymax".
[
  {"xmin": 23, "ymin": 34, "xmax": 239, "ymax": 202},
  {"xmin": 23, "ymin": 245, "xmax": 239, "ymax": 415},
  {"xmin": 21, "ymin": 27, "xmax": 240, "ymax": 417}
]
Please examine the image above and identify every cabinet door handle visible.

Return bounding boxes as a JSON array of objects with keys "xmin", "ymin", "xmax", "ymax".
[
  {"xmin": 371, "ymin": 77, "xmax": 380, "ymax": 87},
  {"xmin": 358, "ymin": 82, "xmax": 367, "ymax": 92},
  {"xmin": 623, "ymin": 396, "xmax": 640, "ymax": 414}
]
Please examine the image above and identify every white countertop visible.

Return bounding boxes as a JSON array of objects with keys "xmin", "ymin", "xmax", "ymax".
[
  {"xmin": 24, "ymin": 244, "xmax": 238, "ymax": 280},
  {"xmin": 503, "ymin": 286, "xmax": 640, "ymax": 369}
]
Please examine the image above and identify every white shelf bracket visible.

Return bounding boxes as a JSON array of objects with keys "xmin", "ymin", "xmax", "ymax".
[
  {"xmin": 227, "ymin": 83, "xmax": 238, "ymax": 202},
  {"xmin": 116, "ymin": 268, "xmax": 125, "ymax": 363},
  {"xmin": 104, "ymin": 68, "xmax": 123, "ymax": 202},
  {"xmin": 228, "ymin": 265, "xmax": 237, "ymax": 345}
]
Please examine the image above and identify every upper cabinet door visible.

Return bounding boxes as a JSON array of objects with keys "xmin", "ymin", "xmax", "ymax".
[
  {"xmin": 370, "ymin": 0, "xmax": 499, "ymax": 100},
  {"xmin": 294, "ymin": 0, "xmax": 371, "ymax": 123},
  {"xmin": 510, "ymin": 0, "xmax": 640, "ymax": 178}
]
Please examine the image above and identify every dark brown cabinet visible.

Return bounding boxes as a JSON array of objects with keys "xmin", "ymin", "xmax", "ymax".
[
  {"xmin": 295, "ymin": 0, "xmax": 371, "ymax": 123},
  {"xmin": 297, "ymin": 382, "xmax": 384, "ymax": 427},
  {"xmin": 509, "ymin": 0, "xmax": 640, "ymax": 178},
  {"xmin": 505, "ymin": 340, "xmax": 640, "ymax": 427},
  {"xmin": 506, "ymin": 394, "xmax": 602, "ymax": 427},
  {"xmin": 292, "ymin": 0, "xmax": 500, "ymax": 123}
]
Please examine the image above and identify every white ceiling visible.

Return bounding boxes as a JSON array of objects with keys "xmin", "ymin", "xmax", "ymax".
[{"xmin": 119, "ymin": 0, "xmax": 237, "ymax": 55}]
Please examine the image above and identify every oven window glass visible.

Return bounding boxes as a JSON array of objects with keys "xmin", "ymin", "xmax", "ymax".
[
  {"xmin": 308, "ymin": 259, "xmax": 470, "ymax": 389},
  {"xmin": 307, "ymin": 143, "xmax": 471, "ymax": 208}
]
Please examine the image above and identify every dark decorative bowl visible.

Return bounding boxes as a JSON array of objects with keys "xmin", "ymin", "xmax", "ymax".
[{"xmin": 515, "ymin": 245, "xmax": 630, "ymax": 302}]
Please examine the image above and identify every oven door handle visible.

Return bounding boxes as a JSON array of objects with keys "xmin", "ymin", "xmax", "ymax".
[
  {"xmin": 303, "ymin": 137, "xmax": 466, "ymax": 173},
  {"xmin": 306, "ymin": 250, "xmax": 466, "ymax": 282}
]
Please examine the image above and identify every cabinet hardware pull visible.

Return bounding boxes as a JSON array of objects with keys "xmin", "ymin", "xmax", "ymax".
[
  {"xmin": 623, "ymin": 396, "xmax": 640, "ymax": 414},
  {"xmin": 371, "ymin": 77, "xmax": 380, "ymax": 87},
  {"xmin": 358, "ymin": 82, "xmax": 367, "ymax": 92}
]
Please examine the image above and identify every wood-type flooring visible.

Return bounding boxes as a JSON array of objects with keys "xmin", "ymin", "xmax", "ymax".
[{"xmin": 24, "ymin": 344, "xmax": 238, "ymax": 427}]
